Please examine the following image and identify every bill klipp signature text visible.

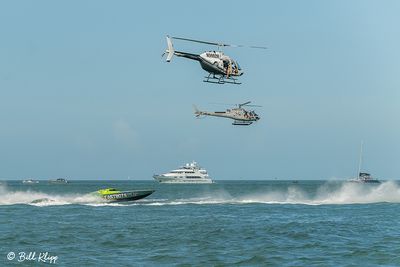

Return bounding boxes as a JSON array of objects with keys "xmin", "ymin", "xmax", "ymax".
[{"xmin": 7, "ymin": 251, "xmax": 58, "ymax": 264}]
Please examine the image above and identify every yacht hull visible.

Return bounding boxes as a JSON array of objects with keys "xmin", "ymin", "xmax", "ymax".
[{"xmin": 348, "ymin": 179, "xmax": 381, "ymax": 184}]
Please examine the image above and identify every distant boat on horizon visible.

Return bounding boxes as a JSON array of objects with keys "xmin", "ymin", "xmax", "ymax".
[
  {"xmin": 49, "ymin": 178, "xmax": 68, "ymax": 184},
  {"xmin": 22, "ymin": 179, "xmax": 39, "ymax": 184},
  {"xmin": 348, "ymin": 141, "xmax": 380, "ymax": 184}
]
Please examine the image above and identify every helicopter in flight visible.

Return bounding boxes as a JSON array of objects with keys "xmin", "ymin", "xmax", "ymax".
[
  {"xmin": 193, "ymin": 101, "xmax": 261, "ymax": 126},
  {"xmin": 162, "ymin": 36, "xmax": 266, "ymax": 84}
]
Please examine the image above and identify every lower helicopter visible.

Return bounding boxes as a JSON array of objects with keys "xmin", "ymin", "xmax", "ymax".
[{"xmin": 193, "ymin": 101, "xmax": 261, "ymax": 126}]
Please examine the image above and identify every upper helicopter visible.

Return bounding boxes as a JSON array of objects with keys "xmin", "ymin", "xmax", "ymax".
[
  {"xmin": 162, "ymin": 36, "xmax": 266, "ymax": 85},
  {"xmin": 193, "ymin": 101, "xmax": 261, "ymax": 126}
]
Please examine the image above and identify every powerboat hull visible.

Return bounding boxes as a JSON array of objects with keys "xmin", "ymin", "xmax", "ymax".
[{"xmin": 98, "ymin": 190, "xmax": 155, "ymax": 202}]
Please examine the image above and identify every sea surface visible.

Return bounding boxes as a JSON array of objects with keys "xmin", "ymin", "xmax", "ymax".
[{"xmin": 1, "ymin": 180, "xmax": 400, "ymax": 266}]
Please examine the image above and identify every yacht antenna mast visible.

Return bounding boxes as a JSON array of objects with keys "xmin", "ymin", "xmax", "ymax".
[{"xmin": 357, "ymin": 141, "xmax": 364, "ymax": 180}]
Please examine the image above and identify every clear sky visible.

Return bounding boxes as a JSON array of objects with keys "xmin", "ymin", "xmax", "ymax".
[{"xmin": 0, "ymin": 1, "xmax": 399, "ymax": 180}]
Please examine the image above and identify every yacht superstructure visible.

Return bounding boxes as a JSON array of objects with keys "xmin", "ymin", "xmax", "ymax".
[{"xmin": 153, "ymin": 161, "xmax": 213, "ymax": 183}]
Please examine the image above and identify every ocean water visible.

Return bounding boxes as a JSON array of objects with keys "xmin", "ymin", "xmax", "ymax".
[{"xmin": 1, "ymin": 180, "xmax": 400, "ymax": 266}]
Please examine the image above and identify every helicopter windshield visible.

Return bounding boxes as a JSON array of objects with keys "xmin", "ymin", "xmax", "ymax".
[
  {"xmin": 234, "ymin": 61, "xmax": 241, "ymax": 70},
  {"xmin": 228, "ymin": 61, "xmax": 241, "ymax": 75}
]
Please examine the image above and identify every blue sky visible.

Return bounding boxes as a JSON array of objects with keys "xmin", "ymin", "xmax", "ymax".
[{"xmin": 0, "ymin": 1, "xmax": 399, "ymax": 180}]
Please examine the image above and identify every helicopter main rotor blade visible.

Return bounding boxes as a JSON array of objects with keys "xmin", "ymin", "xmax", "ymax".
[
  {"xmin": 171, "ymin": 36, "xmax": 267, "ymax": 49},
  {"xmin": 238, "ymin": 101, "xmax": 262, "ymax": 108},
  {"xmin": 208, "ymin": 102, "xmax": 235, "ymax": 106},
  {"xmin": 245, "ymin": 104, "xmax": 262, "ymax": 107},
  {"xmin": 239, "ymin": 101, "xmax": 252, "ymax": 107},
  {"xmin": 230, "ymin": 44, "xmax": 268, "ymax": 50},
  {"xmin": 249, "ymin": 45, "xmax": 267, "ymax": 49},
  {"xmin": 209, "ymin": 101, "xmax": 261, "ymax": 108},
  {"xmin": 171, "ymin": 36, "xmax": 229, "ymax": 47}
]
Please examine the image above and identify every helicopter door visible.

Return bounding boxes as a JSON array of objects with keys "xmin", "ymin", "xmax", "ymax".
[
  {"xmin": 222, "ymin": 59, "xmax": 229, "ymax": 69},
  {"xmin": 223, "ymin": 59, "xmax": 232, "ymax": 77}
]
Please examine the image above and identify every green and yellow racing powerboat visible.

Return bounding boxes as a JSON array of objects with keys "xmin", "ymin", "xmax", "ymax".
[{"xmin": 94, "ymin": 188, "xmax": 155, "ymax": 202}]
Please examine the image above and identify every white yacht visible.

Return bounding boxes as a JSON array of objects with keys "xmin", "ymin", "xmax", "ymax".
[
  {"xmin": 349, "ymin": 172, "xmax": 380, "ymax": 184},
  {"xmin": 348, "ymin": 141, "xmax": 380, "ymax": 184},
  {"xmin": 153, "ymin": 161, "xmax": 213, "ymax": 184}
]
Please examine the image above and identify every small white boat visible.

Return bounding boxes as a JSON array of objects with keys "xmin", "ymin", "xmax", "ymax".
[
  {"xmin": 22, "ymin": 179, "xmax": 39, "ymax": 184},
  {"xmin": 348, "ymin": 142, "xmax": 380, "ymax": 184},
  {"xmin": 349, "ymin": 172, "xmax": 380, "ymax": 184},
  {"xmin": 153, "ymin": 161, "xmax": 214, "ymax": 184}
]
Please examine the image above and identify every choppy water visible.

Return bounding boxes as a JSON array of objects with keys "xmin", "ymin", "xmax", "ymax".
[{"xmin": 1, "ymin": 180, "xmax": 400, "ymax": 266}]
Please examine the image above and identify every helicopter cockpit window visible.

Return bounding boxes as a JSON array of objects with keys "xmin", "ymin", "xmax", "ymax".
[{"xmin": 230, "ymin": 61, "xmax": 239, "ymax": 74}]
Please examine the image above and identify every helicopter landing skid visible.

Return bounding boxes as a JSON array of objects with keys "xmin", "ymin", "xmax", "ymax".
[{"xmin": 203, "ymin": 74, "xmax": 241, "ymax": 85}]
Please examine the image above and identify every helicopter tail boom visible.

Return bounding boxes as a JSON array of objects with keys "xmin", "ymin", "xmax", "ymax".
[
  {"xmin": 193, "ymin": 105, "xmax": 213, "ymax": 118},
  {"xmin": 164, "ymin": 36, "xmax": 200, "ymax": 62}
]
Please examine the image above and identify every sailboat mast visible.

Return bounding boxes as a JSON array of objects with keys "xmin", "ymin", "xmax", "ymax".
[{"xmin": 357, "ymin": 141, "xmax": 363, "ymax": 180}]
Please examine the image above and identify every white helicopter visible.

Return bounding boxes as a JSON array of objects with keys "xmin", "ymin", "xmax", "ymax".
[
  {"xmin": 193, "ymin": 101, "xmax": 261, "ymax": 126},
  {"xmin": 163, "ymin": 36, "xmax": 266, "ymax": 84}
]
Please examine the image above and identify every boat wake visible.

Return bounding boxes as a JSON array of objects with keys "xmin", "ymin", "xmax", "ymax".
[
  {"xmin": 141, "ymin": 181, "xmax": 400, "ymax": 206},
  {"xmin": 236, "ymin": 180, "xmax": 400, "ymax": 205},
  {"xmin": 1, "ymin": 181, "xmax": 399, "ymax": 206},
  {"xmin": 0, "ymin": 184, "xmax": 155, "ymax": 207},
  {"xmin": 0, "ymin": 185, "xmax": 103, "ymax": 206}
]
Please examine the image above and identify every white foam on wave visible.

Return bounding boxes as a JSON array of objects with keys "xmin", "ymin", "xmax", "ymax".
[
  {"xmin": 142, "ymin": 181, "xmax": 400, "ymax": 206},
  {"xmin": 84, "ymin": 203, "xmax": 127, "ymax": 207},
  {"xmin": 228, "ymin": 181, "xmax": 400, "ymax": 205},
  {"xmin": 144, "ymin": 197, "xmax": 231, "ymax": 206},
  {"xmin": 0, "ymin": 184, "xmax": 103, "ymax": 206},
  {"xmin": 313, "ymin": 180, "xmax": 400, "ymax": 204}
]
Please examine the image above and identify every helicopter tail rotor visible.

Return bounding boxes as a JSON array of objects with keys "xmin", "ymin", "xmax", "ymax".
[
  {"xmin": 164, "ymin": 36, "xmax": 175, "ymax": 62},
  {"xmin": 193, "ymin": 105, "xmax": 207, "ymax": 119},
  {"xmin": 193, "ymin": 105, "xmax": 201, "ymax": 117}
]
